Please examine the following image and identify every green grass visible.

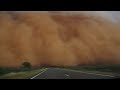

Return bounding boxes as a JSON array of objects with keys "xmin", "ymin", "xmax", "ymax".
[{"xmin": 0, "ymin": 68, "xmax": 44, "ymax": 79}]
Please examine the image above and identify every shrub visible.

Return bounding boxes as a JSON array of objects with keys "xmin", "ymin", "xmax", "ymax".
[
  {"xmin": 0, "ymin": 68, "xmax": 10, "ymax": 75},
  {"xmin": 21, "ymin": 62, "xmax": 32, "ymax": 70}
]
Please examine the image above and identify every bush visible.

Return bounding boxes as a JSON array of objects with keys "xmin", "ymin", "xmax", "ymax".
[
  {"xmin": 21, "ymin": 62, "xmax": 32, "ymax": 70},
  {"xmin": 0, "ymin": 68, "xmax": 4, "ymax": 74},
  {"xmin": 0, "ymin": 68, "xmax": 10, "ymax": 75}
]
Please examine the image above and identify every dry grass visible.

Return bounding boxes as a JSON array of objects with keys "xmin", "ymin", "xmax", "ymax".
[{"xmin": 0, "ymin": 68, "xmax": 44, "ymax": 79}]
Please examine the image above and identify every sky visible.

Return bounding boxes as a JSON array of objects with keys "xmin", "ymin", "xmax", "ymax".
[
  {"xmin": 39, "ymin": 11, "xmax": 120, "ymax": 22},
  {"xmin": 2, "ymin": 11, "xmax": 120, "ymax": 22},
  {"xmin": 109, "ymin": 11, "xmax": 120, "ymax": 21},
  {"xmin": 49, "ymin": 11, "xmax": 120, "ymax": 22}
]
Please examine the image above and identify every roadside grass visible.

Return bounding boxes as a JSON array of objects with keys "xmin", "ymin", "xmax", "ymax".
[
  {"xmin": 0, "ymin": 67, "xmax": 45, "ymax": 79},
  {"xmin": 0, "ymin": 64, "xmax": 120, "ymax": 79},
  {"xmin": 55, "ymin": 64, "xmax": 120, "ymax": 77}
]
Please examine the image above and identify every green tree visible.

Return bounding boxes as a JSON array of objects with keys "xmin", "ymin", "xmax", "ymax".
[{"xmin": 21, "ymin": 62, "xmax": 32, "ymax": 69}]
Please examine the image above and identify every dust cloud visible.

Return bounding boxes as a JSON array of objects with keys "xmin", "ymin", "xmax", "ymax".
[{"xmin": 0, "ymin": 11, "xmax": 120, "ymax": 67}]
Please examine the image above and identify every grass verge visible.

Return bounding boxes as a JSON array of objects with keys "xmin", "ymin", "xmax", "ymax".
[
  {"xmin": 0, "ymin": 68, "xmax": 45, "ymax": 79},
  {"xmin": 55, "ymin": 64, "xmax": 120, "ymax": 77}
]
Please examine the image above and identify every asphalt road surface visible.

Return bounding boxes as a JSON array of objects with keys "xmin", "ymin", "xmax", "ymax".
[{"xmin": 30, "ymin": 68, "xmax": 117, "ymax": 79}]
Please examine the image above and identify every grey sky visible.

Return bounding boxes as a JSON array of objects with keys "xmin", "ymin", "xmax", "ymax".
[
  {"xmin": 109, "ymin": 11, "xmax": 120, "ymax": 21},
  {"xmin": 48, "ymin": 11, "xmax": 120, "ymax": 22},
  {"xmin": 89, "ymin": 11, "xmax": 120, "ymax": 22},
  {"xmin": 55, "ymin": 11, "xmax": 120, "ymax": 22},
  {"xmin": 2, "ymin": 11, "xmax": 120, "ymax": 22}
]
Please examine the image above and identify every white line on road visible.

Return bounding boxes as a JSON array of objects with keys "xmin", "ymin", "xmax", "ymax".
[
  {"xmin": 54, "ymin": 68, "xmax": 116, "ymax": 78},
  {"xmin": 65, "ymin": 74, "xmax": 70, "ymax": 77},
  {"xmin": 30, "ymin": 68, "xmax": 48, "ymax": 79}
]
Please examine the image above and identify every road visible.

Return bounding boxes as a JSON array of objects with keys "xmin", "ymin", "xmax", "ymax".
[{"xmin": 30, "ymin": 68, "xmax": 117, "ymax": 79}]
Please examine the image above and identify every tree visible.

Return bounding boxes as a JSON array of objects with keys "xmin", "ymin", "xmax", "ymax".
[{"xmin": 21, "ymin": 62, "xmax": 32, "ymax": 69}]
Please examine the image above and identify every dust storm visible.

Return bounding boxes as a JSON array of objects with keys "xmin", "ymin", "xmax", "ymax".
[{"xmin": 0, "ymin": 11, "xmax": 120, "ymax": 67}]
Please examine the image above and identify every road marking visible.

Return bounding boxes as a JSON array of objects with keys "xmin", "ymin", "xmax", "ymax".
[
  {"xmin": 30, "ymin": 68, "xmax": 48, "ymax": 79},
  {"xmin": 54, "ymin": 68, "xmax": 115, "ymax": 78},
  {"xmin": 65, "ymin": 74, "xmax": 70, "ymax": 77}
]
